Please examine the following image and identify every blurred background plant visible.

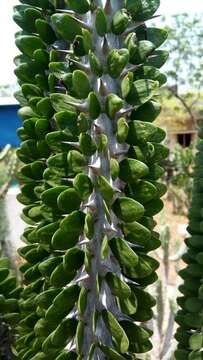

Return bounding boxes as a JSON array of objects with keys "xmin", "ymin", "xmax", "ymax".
[
  {"xmin": 166, "ymin": 143, "xmax": 195, "ymax": 216},
  {"xmin": 0, "ymin": 145, "xmax": 19, "ymax": 264}
]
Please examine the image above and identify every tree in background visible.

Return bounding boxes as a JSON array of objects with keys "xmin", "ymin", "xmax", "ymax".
[{"xmin": 163, "ymin": 13, "xmax": 203, "ymax": 126}]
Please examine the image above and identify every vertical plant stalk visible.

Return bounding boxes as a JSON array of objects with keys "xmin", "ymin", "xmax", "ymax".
[
  {"xmin": 13, "ymin": 0, "xmax": 168, "ymax": 359},
  {"xmin": 175, "ymin": 123, "xmax": 203, "ymax": 359}
]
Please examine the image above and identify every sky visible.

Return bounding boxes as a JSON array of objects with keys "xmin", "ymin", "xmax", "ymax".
[{"xmin": 0, "ymin": 0, "xmax": 203, "ymax": 87}]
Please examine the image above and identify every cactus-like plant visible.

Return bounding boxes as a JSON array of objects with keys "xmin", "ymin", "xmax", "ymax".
[
  {"xmin": 175, "ymin": 124, "xmax": 203, "ymax": 360},
  {"xmin": 0, "ymin": 254, "xmax": 21, "ymax": 360},
  {"xmin": 13, "ymin": 0, "xmax": 168, "ymax": 359}
]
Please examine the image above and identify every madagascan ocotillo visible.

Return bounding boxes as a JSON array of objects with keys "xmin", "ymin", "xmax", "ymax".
[{"xmin": 13, "ymin": 0, "xmax": 168, "ymax": 358}]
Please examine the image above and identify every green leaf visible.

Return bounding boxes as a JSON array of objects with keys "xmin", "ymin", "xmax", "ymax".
[
  {"xmin": 38, "ymin": 257, "xmax": 62, "ymax": 277},
  {"xmin": 68, "ymin": 150, "xmax": 86, "ymax": 173},
  {"xmin": 127, "ymin": 180, "xmax": 158, "ymax": 204},
  {"xmin": 118, "ymin": 292, "xmax": 137, "ymax": 315},
  {"xmin": 97, "ymin": 176, "xmax": 114, "ymax": 203},
  {"xmin": 56, "ymin": 352, "xmax": 77, "ymax": 360},
  {"xmin": 72, "ymin": 70, "xmax": 91, "ymax": 99},
  {"xmin": 126, "ymin": 79, "xmax": 159, "ymax": 106},
  {"xmin": 121, "ymin": 72, "xmax": 134, "ymax": 98},
  {"xmin": 109, "ymin": 237, "xmax": 139, "ymax": 277},
  {"xmin": 105, "ymin": 94, "xmax": 123, "ymax": 119},
  {"xmin": 95, "ymin": 7, "xmax": 107, "ymax": 36},
  {"xmin": 57, "ymin": 188, "xmax": 81, "ymax": 213},
  {"xmin": 45, "ymin": 285, "xmax": 80, "ymax": 323},
  {"xmin": 121, "ymin": 320, "xmax": 152, "ymax": 353},
  {"xmin": 50, "ymin": 263, "xmax": 75, "ymax": 287},
  {"xmin": 127, "ymin": 120, "xmax": 158, "ymax": 144},
  {"xmin": 15, "ymin": 35, "xmax": 45, "ymax": 58},
  {"xmin": 99, "ymin": 344, "xmax": 127, "ymax": 360},
  {"xmin": 78, "ymin": 287, "xmax": 88, "ymax": 315},
  {"xmin": 41, "ymin": 186, "xmax": 69, "ymax": 208},
  {"xmin": 66, "ymin": 0, "xmax": 90, "ymax": 14},
  {"xmin": 13, "ymin": 5, "xmax": 42, "ymax": 32},
  {"xmin": 111, "ymin": 9, "xmax": 129, "ymax": 35},
  {"xmin": 112, "ymin": 197, "xmax": 145, "ymax": 222},
  {"xmin": 51, "ymin": 318, "xmax": 77, "ymax": 347},
  {"xmin": 88, "ymin": 92, "xmax": 101, "ymax": 119},
  {"xmin": 89, "ymin": 51, "xmax": 103, "ymax": 77},
  {"xmin": 105, "ymin": 272, "xmax": 132, "ymax": 298},
  {"xmin": 55, "ymin": 111, "xmax": 78, "ymax": 138},
  {"xmin": 51, "ymin": 14, "xmax": 82, "ymax": 41},
  {"xmin": 133, "ymin": 66, "xmax": 167, "ymax": 86},
  {"xmin": 131, "ymin": 101, "xmax": 161, "ymax": 122},
  {"xmin": 76, "ymin": 321, "xmax": 84, "ymax": 353},
  {"xmin": 119, "ymin": 158, "xmax": 149, "ymax": 183},
  {"xmin": 146, "ymin": 50, "xmax": 169, "ymax": 68},
  {"xmin": 189, "ymin": 334, "xmax": 203, "ymax": 351},
  {"xmin": 79, "ymin": 133, "xmax": 97, "ymax": 155},
  {"xmin": 37, "ymin": 97, "xmax": 54, "ymax": 118},
  {"xmin": 107, "ymin": 49, "xmax": 129, "ymax": 78},
  {"xmin": 63, "ymin": 248, "xmax": 84, "ymax": 272},
  {"xmin": 50, "ymin": 93, "xmax": 82, "ymax": 112},
  {"xmin": 110, "ymin": 159, "xmax": 120, "ymax": 180},
  {"xmin": 116, "ymin": 117, "xmax": 129, "ymax": 143},
  {"xmin": 35, "ymin": 19, "xmax": 56, "ymax": 44},
  {"xmin": 36, "ymin": 288, "xmax": 61, "ymax": 309},
  {"xmin": 73, "ymin": 174, "xmax": 93, "ymax": 200},
  {"xmin": 51, "ymin": 228, "xmax": 80, "ymax": 250},
  {"xmin": 102, "ymin": 310, "xmax": 129, "ymax": 353},
  {"xmin": 136, "ymin": 27, "xmax": 168, "ymax": 48},
  {"xmin": 122, "ymin": 220, "xmax": 151, "ymax": 248},
  {"xmin": 61, "ymin": 210, "xmax": 85, "ymax": 233},
  {"xmin": 84, "ymin": 213, "xmax": 95, "ymax": 239},
  {"xmin": 189, "ymin": 351, "xmax": 202, "ymax": 360},
  {"xmin": 126, "ymin": 0, "xmax": 160, "ymax": 21}
]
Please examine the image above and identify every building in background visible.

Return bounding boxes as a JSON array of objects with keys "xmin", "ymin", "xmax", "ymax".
[{"xmin": 0, "ymin": 98, "xmax": 20, "ymax": 147}]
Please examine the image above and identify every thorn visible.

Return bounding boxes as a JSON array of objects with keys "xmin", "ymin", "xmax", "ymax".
[
  {"xmin": 123, "ymin": 15, "xmax": 161, "ymax": 36},
  {"xmin": 61, "ymin": 177, "xmax": 74, "ymax": 183},
  {"xmin": 78, "ymin": 238, "xmax": 90, "ymax": 245},
  {"xmin": 62, "ymin": 100, "xmax": 87, "ymax": 112},
  {"xmin": 99, "ymin": 79, "xmax": 108, "ymax": 97},
  {"xmin": 104, "ymin": 0, "xmax": 112, "ymax": 15},
  {"xmin": 88, "ymin": 158, "xmax": 101, "ymax": 175},
  {"xmin": 104, "ymin": 222, "xmax": 118, "ymax": 235},
  {"xmin": 55, "ymin": 9, "xmax": 75, "ymax": 15},
  {"xmin": 88, "ymin": 165, "xmax": 101, "ymax": 176},
  {"xmin": 113, "ymin": 186, "xmax": 122, "ymax": 193},
  {"xmin": 55, "ymin": 86, "xmax": 66, "ymax": 93},
  {"xmin": 85, "ymin": 200, "xmax": 98, "ymax": 213},
  {"xmin": 93, "ymin": 123, "xmax": 104, "ymax": 134},
  {"xmin": 121, "ymin": 64, "xmax": 141, "ymax": 78},
  {"xmin": 102, "ymin": 36, "xmax": 110, "ymax": 56},
  {"xmin": 62, "ymin": 141, "xmax": 80, "ymax": 149},
  {"xmin": 68, "ymin": 58, "xmax": 91, "ymax": 73},
  {"xmin": 111, "ymin": 149, "xmax": 128, "ymax": 157},
  {"xmin": 117, "ymin": 107, "xmax": 134, "ymax": 119},
  {"xmin": 75, "ymin": 18, "xmax": 93, "ymax": 32},
  {"xmin": 53, "ymin": 49, "xmax": 73, "ymax": 55}
]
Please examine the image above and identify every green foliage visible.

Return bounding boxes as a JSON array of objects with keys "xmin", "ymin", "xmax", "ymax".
[
  {"xmin": 175, "ymin": 124, "xmax": 203, "ymax": 359},
  {"xmin": 161, "ymin": 13, "xmax": 203, "ymax": 124},
  {"xmin": 13, "ymin": 0, "xmax": 167, "ymax": 358}
]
